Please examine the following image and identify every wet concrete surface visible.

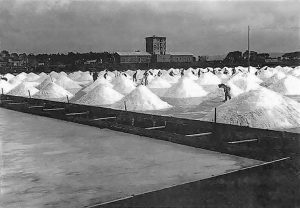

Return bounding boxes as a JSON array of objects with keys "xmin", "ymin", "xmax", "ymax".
[{"xmin": 0, "ymin": 108, "xmax": 262, "ymax": 208}]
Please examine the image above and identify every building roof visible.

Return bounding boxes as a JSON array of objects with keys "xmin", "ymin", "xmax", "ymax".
[
  {"xmin": 116, "ymin": 52, "xmax": 151, "ymax": 56},
  {"xmin": 167, "ymin": 52, "xmax": 195, "ymax": 56}
]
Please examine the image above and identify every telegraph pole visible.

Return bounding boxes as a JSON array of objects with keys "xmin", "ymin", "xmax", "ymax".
[{"xmin": 247, "ymin": 25, "xmax": 250, "ymax": 72}]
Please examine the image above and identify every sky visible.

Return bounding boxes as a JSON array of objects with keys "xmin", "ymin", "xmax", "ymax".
[{"xmin": 0, "ymin": 0, "xmax": 299, "ymax": 56}]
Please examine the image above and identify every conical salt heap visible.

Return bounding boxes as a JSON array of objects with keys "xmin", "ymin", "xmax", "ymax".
[
  {"xmin": 4, "ymin": 73, "xmax": 15, "ymax": 81},
  {"xmin": 0, "ymin": 80, "xmax": 14, "ymax": 94},
  {"xmin": 76, "ymin": 84, "xmax": 124, "ymax": 106},
  {"xmin": 257, "ymin": 67, "xmax": 275, "ymax": 80},
  {"xmin": 68, "ymin": 71, "xmax": 82, "ymax": 81},
  {"xmin": 37, "ymin": 76, "xmax": 56, "ymax": 90},
  {"xmin": 227, "ymin": 72, "xmax": 262, "ymax": 92},
  {"xmin": 269, "ymin": 75, "xmax": 300, "ymax": 95},
  {"xmin": 75, "ymin": 71, "xmax": 93, "ymax": 82},
  {"xmin": 24, "ymin": 72, "xmax": 40, "ymax": 82},
  {"xmin": 7, "ymin": 82, "xmax": 39, "ymax": 97},
  {"xmin": 111, "ymin": 85, "xmax": 172, "ymax": 111},
  {"xmin": 164, "ymin": 77, "xmax": 208, "ymax": 98},
  {"xmin": 260, "ymin": 71, "xmax": 286, "ymax": 87},
  {"xmin": 33, "ymin": 82, "xmax": 73, "ymax": 100},
  {"xmin": 203, "ymin": 87, "xmax": 300, "ymax": 129},
  {"xmin": 15, "ymin": 72, "xmax": 27, "ymax": 81},
  {"xmin": 8, "ymin": 76, "xmax": 23, "ymax": 88},
  {"xmin": 55, "ymin": 74, "xmax": 82, "ymax": 90},
  {"xmin": 112, "ymin": 75, "xmax": 136, "ymax": 94},
  {"xmin": 148, "ymin": 77, "xmax": 172, "ymax": 88},
  {"xmin": 196, "ymin": 72, "xmax": 222, "ymax": 85}
]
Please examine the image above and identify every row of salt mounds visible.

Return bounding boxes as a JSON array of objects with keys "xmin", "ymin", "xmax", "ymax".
[
  {"xmin": 164, "ymin": 77, "xmax": 208, "ymax": 98},
  {"xmin": 203, "ymin": 87, "xmax": 300, "ymax": 129},
  {"xmin": 0, "ymin": 80, "xmax": 14, "ymax": 94},
  {"xmin": 112, "ymin": 75, "xmax": 136, "ymax": 94},
  {"xmin": 4, "ymin": 73, "xmax": 15, "ymax": 81},
  {"xmin": 7, "ymin": 82, "xmax": 39, "ymax": 97},
  {"xmin": 148, "ymin": 76, "xmax": 172, "ymax": 88},
  {"xmin": 260, "ymin": 71, "xmax": 286, "ymax": 87},
  {"xmin": 76, "ymin": 84, "xmax": 124, "ymax": 106},
  {"xmin": 196, "ymin": 72, "xmax": 222, "ymax": 85},
  {"xmin": 33, "ymin": 82, "xmax": 73, "ymax": 100},
  {"xmin": 70, "ymin": 77, "xmax": 113, "ymax": 102},
  {"xmin": 269, "ymin": 75, "xmax": 300, "ymax": 95},
  {"xmin": 111, "ymin": 85, "xmax": 172, "ymax": 111}
]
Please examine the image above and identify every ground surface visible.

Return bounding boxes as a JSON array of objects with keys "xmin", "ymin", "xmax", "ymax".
[{"xmin": 0, "ymin": 108, "xmax": 261, "ymax": 208}]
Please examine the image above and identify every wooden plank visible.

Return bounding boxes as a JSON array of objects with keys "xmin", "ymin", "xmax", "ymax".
[
  {"xmin": 28, "ymin": 106, "xmax": 44, "ymax": 109},
  {"xmin": 145, "ymin": 126, "xmax": 166, "ymax": 130},
  {"xmin": 43, "ymin": 108, "xmax": 65, "ymax": 111},
  {"xmin": 0, "ymin": 99, "xmax": 14, "ymax": 102},
  {"xmin": 91, "ymin": 116, "xmax": 117, "ymax": 121},
  {"xmin": 228, "ymin": 139, "xmax": 258, "ymax": 144},
  {"xmin": 185, "ymin": 132, "xmax": 212, "ymax": 137},
  {"xmin": 7, "ymin": 102, "xmax": 27, "ymax": 105},
  {"xmin": 66, "ymin": 112, "xmax": 89, "ymax": 116},
  {"xmin": 175, "ymin": 111, "xmax": 204, "ymax": 115}
]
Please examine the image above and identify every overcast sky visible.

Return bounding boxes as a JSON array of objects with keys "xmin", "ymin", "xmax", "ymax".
[{"xmin": 0, "ymin": 0, "xmax": 299, "ymax": 55}]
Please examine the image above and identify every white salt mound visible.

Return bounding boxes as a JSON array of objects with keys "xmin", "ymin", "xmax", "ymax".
[
  {"xmin": 111, "ymin": 85, "xmax": 172, "ymax": 111},
  {"xmin": 83, "ymin": 77, "xmax": 113, "ymax": 93},
  {"xmin": 25, "ymin": 72, "xmax": 40, "ymax": 82},
  {"xmin": 76, "ymin": 84, "xmax": 123, "ymax": 106},
  {"xmin": 8, "ymin": 76, "xmax": 23, "ymax": 87},
  {"xmin": 148, "ymin": 77, "xmax": 171, "ymax": 88},
  {"xmin": 164, "ymin": 77, "xmax": 208, "ymax": 98},
  {"xmin": 197, "ymin": 72, "xmax": 221, "ymax": 85},
  {"xmin": 55, "ymin": 75, "xmax": 82, "ymax": 89},
  {"xmin": 269, "ymin": 75, "xmax": 300, "ymax": 95},
  {"xmin": 75, "ymin": 72, "xmax": 93, "ymax": 82},
  {"xmin": 37, "ymin": 77, "xmax": 56, "ymax": 90},
  {"xmin": 260, "ymin": 71, "xmax": 286, "ymax": 87},
  {"xmin": 227, "ymin": 73, "xmax": 262, "ymax": 92},
  {"xmin": 16, "ymin": 73, "xmax": 27, "ymax": 80},
  {"xmin": 33, "ymin": 82, "xmax": 73, "ymax": 99},
  {"xmin": 4, "ymin": 73, "xmax": 15, "ymax": 81},
  {"xmin": 203, "ymin": 87, "xmax": 300, "ymax": 129},
  {"xmin": 0, "ymin": 80, "xmax": 14, "ymax": 94},
  {"xmin": 7, "ymin": 82, "xmax": 39, "ymax": 97},
  {"xmin": 112, "ymin": 76, "xmax": 136, "ymax": 94}
]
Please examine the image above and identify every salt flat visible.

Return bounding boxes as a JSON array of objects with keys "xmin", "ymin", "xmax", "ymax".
[{"xmin": 0, "ymin": 108, "xmax": 261, "ymax": 208}]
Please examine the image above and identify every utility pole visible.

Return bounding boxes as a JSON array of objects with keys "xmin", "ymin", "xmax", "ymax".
[{"xmin": 247, "ymin": 25, "xmax": 250, "ymax": 72}]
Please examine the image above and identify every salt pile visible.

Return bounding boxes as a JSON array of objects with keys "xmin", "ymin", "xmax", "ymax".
[
  {"xmin": 7, "ymin": 82, "xmax": 39, "ymax": 97},
  {"xmin": 49, "ymin": 71, "xmax": 60, "ymax": 79},
  {"xmin": 69, "ymin": 71, "xmax": 82, "ymax": 81},
  {"xmin": 15, "ymin": 72, "xmax": 27, "ymax": 81},
  {"xmin": 227, "ymin": 73, "xmax": 262, "ymax": 92},
  {"xmin": 37, "ymin": 77, "xmax": 56, "ymax": 90},
  {"xmin": 25, "ymin": 72, "xmax": 40, "ymax": 82},
  {"xmin": 257, "ymin": 68, "xmax": 275, "ymax": 80},
  {"xmin": 164, "ymin": 77, "xmax": 208, "ymax": 98},
  {"xmin": 55, "ymin": 74, "xmax": 82, "ymax": 90},
  {"xmin": 197, "ymin": 72, "xmax": 221, "ymax": 85},
  {"xmin": 160, "ymin": 73, "xmax": 180, "ymax": 84},
  {"xmin": 75, "ymin": 71, "xmax": 93, "ymax": 82},
  {"xmin": 0, "ymin": 80, "xmax": 14, "ymax": 94},
  {"xmin": 112, "ymin": 75, "xmax": 136, "ymax": 94},
  {"xmin": 4, "ymin": 73, "xmax": 15, "ymax": 81},
  {"xmin": 83, "ymin": 77, "xmax": 113, "ymax": 92},
  {"xmin": 33, "ymin": 82, "xmax": 73, "ymax": 99},
  {"xmin": 111, "ymin": 85, "xmax": 172, "ymax": 111},
  {"xmin": 203, "ymin": 87, "xmax": 300, "ymax": 129},
  {"xmin": 269, "ymin": 75, "xmax": 300, "ymax": 95},
  {"xmin": 76, "ymin": 84, "xmax": 123, "ymax": 106},
  {"xmin": 148, "ymin": 77, "xmax": 172, "ymax": 88},
  {"xmin": 8, "ymin": 76, "xmax": 23, "ymax": 87},
  {"xmin": 260, "ymin": 71, "xmax": 286, "ymax": 87}
]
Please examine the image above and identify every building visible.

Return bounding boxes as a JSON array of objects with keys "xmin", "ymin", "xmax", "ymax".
[
  {"xmin": 115, "ymin": 52, "xmax": 151, "ymax": 64},
  {"xmin": 145, "ymin": 36, "xmax": 166, "ymax": 55},
  {"xmin": 114, "ymin": 36, "xmax": 194, "ymax": 64}
]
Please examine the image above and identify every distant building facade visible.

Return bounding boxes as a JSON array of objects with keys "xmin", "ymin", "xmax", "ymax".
[
  {"xmin": 115, "ymin": 52, "xmax": 151, "ymax": 64},
  {"xmin": 115, "ymin": 36, "xmax": 194, "ymax": 64}
]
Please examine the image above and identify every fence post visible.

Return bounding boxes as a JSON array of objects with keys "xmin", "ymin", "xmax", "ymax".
[
  {"xmin": 124, "ymin": 101, "xmax": 127, "ymax": 111},
  {"xmin": 66, "ymin": 95, "xmax": 69, "ymax": 104},
  {"xmin": 214, "ymin": 107, "xmax": 217, "ymax": 123},
  {"xmin": 28, "ymin": 90, "xmax": 31, "ymax": 98}
]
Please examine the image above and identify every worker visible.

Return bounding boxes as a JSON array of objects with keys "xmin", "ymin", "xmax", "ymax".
[
  {"xmin": 133, "ymin": 71, "xmax": 137, "ymax": 82},
  {"xmin": 197, "ymin": 69, "xmax": 201, "ymax": 78},
  {"xmin": 218, "ymin": 84, "xmax": 232, "ymax": 102},
  {"xmin": 157, "ymin": 70, "xmax": 162, "ymax": 77},
  {"xmin": 143, "ymin": 71, "xmax": 149, "ymax": 86},
  {"xmin": 103, "ymin": 70, "xmax": 108, "ymax": 79},
  {"xmin": 0, "ymin": 75, "xmax": 8, "ymax": 81},
  {"xmin": 92, "ymin": 72, "xmax": 98, "ymax": 82},
  {"xmin": 181, "ymin": 69, "xmax": 184, "ymax": 77},
  {"xmin": 169, "ymin": 70, "xmax": 175, "ymax": 77}
]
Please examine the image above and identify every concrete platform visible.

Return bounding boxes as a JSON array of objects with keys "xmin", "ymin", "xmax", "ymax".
[{"xmin": 0, "ymin": 108, "xmax": 262, "ymax": 208}]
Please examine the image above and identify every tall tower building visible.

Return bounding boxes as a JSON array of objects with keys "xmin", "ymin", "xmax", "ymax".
[{"xmin": 145, "ymin": 35, "xmax": 166, "ymax": 55}]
